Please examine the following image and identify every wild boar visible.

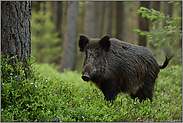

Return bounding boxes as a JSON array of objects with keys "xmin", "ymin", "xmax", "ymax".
[{"xmin": 78, "ymin": 34, "xmax": 172, "ymax": 102}]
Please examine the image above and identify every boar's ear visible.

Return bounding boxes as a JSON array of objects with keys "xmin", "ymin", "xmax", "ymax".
[
  {"xmin": 78, "ymin": 34, "xmax": 89, "ymax": 52},
  {"xmin": 99, "ymin": 35, "xmax": 111, "ymax": 52}
]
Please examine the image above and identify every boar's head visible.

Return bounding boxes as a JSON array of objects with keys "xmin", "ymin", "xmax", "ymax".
[{"xmin": 78, "ymin": 34, "xmax": 111, "ymax": 83}]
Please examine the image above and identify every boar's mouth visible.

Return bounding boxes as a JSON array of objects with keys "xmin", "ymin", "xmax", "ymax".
[{"xmin": 81, "ymin": 75, "xmax": 90, "ymax": 82}]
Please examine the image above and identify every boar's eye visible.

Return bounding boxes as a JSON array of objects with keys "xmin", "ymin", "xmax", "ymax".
[{"xmin": 94, "ymin": 52, "xmax": 100, "ymax": 59}]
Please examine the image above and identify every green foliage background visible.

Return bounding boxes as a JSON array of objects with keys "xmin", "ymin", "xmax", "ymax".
[{"xmin": 31, "ymin": 3, "xmax": 62, "ymax": 64}]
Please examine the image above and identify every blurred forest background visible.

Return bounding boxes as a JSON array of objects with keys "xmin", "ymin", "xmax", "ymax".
[{"xmin": 31, "ymin": 1, "xmax": 182, "ymax": 73}]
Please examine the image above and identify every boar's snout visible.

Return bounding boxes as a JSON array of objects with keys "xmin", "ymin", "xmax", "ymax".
[
  {"xmin": 82, "ymin": 74, "xmax": 91, "ymax": 82},
  {"xmin": 82, "ymin": 64, "xmax": 92, "ymax": 82}
]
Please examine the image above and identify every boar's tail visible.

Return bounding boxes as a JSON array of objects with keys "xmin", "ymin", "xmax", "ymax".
[{"xmin": 159, "ymin": 55, "xmax": 173, "ymax": 69}]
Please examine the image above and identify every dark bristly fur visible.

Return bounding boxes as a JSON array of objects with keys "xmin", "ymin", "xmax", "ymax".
[{"xmin": 78, "ymin": 34, "xmax": 173, "ymax": 102}]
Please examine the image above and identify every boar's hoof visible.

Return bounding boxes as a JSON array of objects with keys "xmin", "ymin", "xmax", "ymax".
[{"xmin": 82, "ymin": 75, "xmax": 90, "ymax": 82}]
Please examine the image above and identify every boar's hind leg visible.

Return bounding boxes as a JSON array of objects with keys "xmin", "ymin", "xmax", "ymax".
[{"xmin": 130, "ymin": 82, "xmax": 154, "ymax": 102}]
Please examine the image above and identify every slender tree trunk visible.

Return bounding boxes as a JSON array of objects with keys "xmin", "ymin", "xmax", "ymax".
[
  {"xmin": 149, "ymin": 1, "xmax": 160, "ymax": 49},
  {"xmin": 60, "ymin": 1, "xmax": 78, "ymax": 72},
  {"xmin": 53, "ymin": 1, "xmax": 63, "ymax": 65},
  {"xmin": 150, "ymin": 1, "xmax": 160, "ymax": 27},
  {"xmin": 180, "ymin": 4, "xmax": 182, "ymax": 50},
  {"xmin": 164, "ymin": 1, "xmax": 173, "ymax": 27},
  {"xmin": 53, "ymin": 1, "xmax": 62, "ymax": 39},
  {"xmin": 96, "ymin": 2, "xmax": 106, "ymax": 37},
  {"xmin": 163, "ymin": 1, "xmax": 173, "ymax": 54},
  {"xmin": 116, "ymin": 1, "xmax": 124, "ymax": 41},
  {"xmin": 138, "ymin": 1, "xmax": 150, "ymax": 46},
  {"xmin": 1, "ymin": 1, "xmax": 31, "ymax": 63},
  {"xmin": 107, "ymin": 1, "xmax": 113, "ymax": 37},
  {"xmin": 84, "ymin": 1, "xmax": 97, "ymax": 37}
]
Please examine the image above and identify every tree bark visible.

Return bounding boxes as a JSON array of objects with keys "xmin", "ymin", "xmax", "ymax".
[
  {"xmin": 116, "ymin": 1, "xmax": 124, "ymax": 41},
  {"xmin": 60, "ymin": 1, "xmax": 78, "ymax": 72},
  {"xmin": 84, "ymin": 1, "xmax": 97, "ymax": 38},
  {"xmin": 1, "ymin": 1, "xmax": 31, "ymax": 63},
  {"xmin": 138, "ymin": 1, "xmax": 150, "ymax": 46}
]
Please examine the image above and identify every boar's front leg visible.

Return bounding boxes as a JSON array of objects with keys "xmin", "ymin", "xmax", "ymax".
[{"xmin": 100, "ymin": 80, "xmax": 119, "ymax": 101}]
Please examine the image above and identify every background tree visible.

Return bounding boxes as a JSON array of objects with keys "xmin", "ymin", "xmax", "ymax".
[
  {"xmin": 1, "ymin": 1, "xmax": 31, "ymax": 63},
  {"xmin": 84, "ymin": 1, "xmax": 97, "ymax": 37},
  {"xmin": 150, "ymin": 1, "xmax": 160, "ymax": 27},
  {"xmin": 106, "ymin": 1, "xmax": 113, "ymax": 37},
  {"xmin": 96, "ymin": 2, "xmax": 106, "ymax": 37},
  {"xmin": 138, "ymin": 1, "xmax": 150, "ymax": 46},
  {"xmin": 53, "ymin": 1, "xmax": 63, "ymax": 65},
  {"xmin": 30, "ymin": 1, "xmax": 182, "ymax": 72},
  {"xmin": 60, "ymin": 1, "xmax": 79, "ymax": 72},
  {"xmin": 53, "ymin": 1, "xmax": 63, "ymax": 39},
  {"xmin": 164, "ymin": 1, "xmax": 173, "ymax": 27},
  {"xmin": 116, "ymin": 1, "xmax": 125, "ymax": 41}
]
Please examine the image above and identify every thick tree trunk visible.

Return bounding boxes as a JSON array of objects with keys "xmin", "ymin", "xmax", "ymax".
[
  {"xmin": 1, "ymin": 1, "xmax": 31, "ymax": 63},
  {"xmin": 60, "ymin": 1, "xmax": 78, "ymax": 72},
  {"xmin": 116, "ymin": 1, "xmax": 124, "ymax": 41},
  {"xmin": 84, "ymin": 1, "xmax": 97, "ymax": 37},
  {"xmin": 138, "ymin": 1, "xmax": 150, "ymax": 46}
]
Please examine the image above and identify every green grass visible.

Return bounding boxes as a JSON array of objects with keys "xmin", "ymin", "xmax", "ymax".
[{"xmin": 1, "ymin": 56, "xmax": 182, "ymax": 122}]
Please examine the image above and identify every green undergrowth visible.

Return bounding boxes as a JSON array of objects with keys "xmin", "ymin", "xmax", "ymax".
[{"xmin": 1, "ymin": 55, "xmax": 182, "ymax": 122}]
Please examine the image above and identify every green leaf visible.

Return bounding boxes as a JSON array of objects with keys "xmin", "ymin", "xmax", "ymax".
[
  {"xmin": 134, "ymin": 29, "xmax": 141, "ymax": 34},
  {"xmin": 142, "ymin": 13, "xmax": 146, "ymax": 18},
  {"xmin": 140, "ymin": 32, "xmax": 145, "ymax": 36}
]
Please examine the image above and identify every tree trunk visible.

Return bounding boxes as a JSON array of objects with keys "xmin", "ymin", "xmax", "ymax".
[
  {"xmin": 96, "ymin": 2, "xmax": 106, "ymax": 37},
  {"xmin": 150, "ymin": 1, "xmax": 160, "ymax": 27},
  {"xmin": 1, "ymin": 1, "xmax": 31, "ymax": 63},
  {"xmin": 116, "ymin": 1, "xmax": 124, "ymax": 41},
  {"xmin": 107, "ymin": 1, "xmax": 113, "ymax": 37},
  {"xmin": 84, "ymin": 1, "xmax": 97, "ymax": 37},
  {"xmin": 164, "ymin": 1, "xmax": 173, "ymax": 27},
  {"xmin": 138, "ymin": 1, "xmax": 150, "ymax": 46},
  {"xmin": 60, "ymin": 1, "xmax": 78, "ymax": 72},
  {"xmin": 149, "ymin": 1, "xmax": 160, "ymax": 49},
  {"xmin": 53, "ymin": 1, "xmax": 63, "ymax": 65},
  {"xmin": 150, "ymin": 1, "xmax": 160, "ymax": 11},
  {"xmin": 53, "ymin": 1, "xmax": 62, "ymax": 39}
]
